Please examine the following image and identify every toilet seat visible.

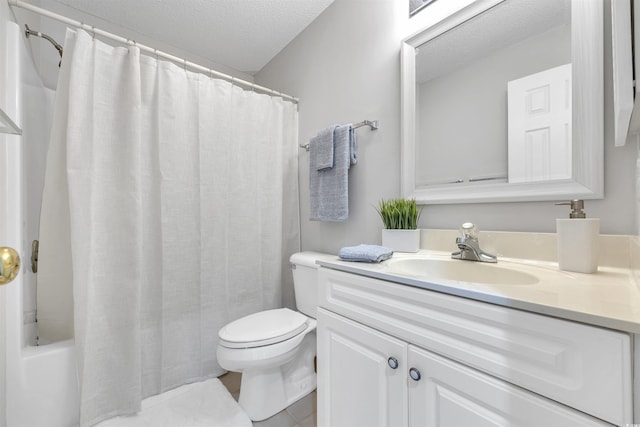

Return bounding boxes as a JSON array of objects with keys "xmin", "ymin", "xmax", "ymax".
[{"xmin": 218, "ymin": 308, "xmax": 309, "ymax": 349}]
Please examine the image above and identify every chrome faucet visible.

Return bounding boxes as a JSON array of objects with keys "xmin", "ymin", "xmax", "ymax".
[{"xmin": 451, "ymin": 223, "xmax": 497, "ymax": 263}]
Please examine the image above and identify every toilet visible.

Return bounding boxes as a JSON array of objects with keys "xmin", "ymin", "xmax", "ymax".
[{"xmin": 216, "ymin": 251, "xmax": 331, "ymax": 421}]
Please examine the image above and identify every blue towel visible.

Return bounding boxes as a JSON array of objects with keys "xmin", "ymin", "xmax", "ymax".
[
  {"xmin": 339, "ymin": 244, "xmax": 394, "ymax": 263},
  {"xmin": 310, "ymin": 124, "xmax": 355, "ymax": 221},
  {"xmin": 349, "ymin": 126, "xmax": 357, "ymax": 166},
  {"xmin": 310, "ymin": 126, "xmax": 336, "ymax": 171}
]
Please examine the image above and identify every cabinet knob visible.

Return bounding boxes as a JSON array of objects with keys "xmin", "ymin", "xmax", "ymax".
[
  {"xmin": 387, "ymin": 357, "xmax": 399, "ymax": 369},
  {"xmin": 409, "ymin": 367, "xmax": 421, "ymax": 381}
]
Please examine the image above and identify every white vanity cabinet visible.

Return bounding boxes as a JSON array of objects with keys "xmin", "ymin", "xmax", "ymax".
[{"xmin": 317, "ymin": 267, "xmax": 633, "ymax": 427}]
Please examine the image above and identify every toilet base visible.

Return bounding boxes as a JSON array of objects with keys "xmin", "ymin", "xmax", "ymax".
[{"xmin": 238, "ymin": 333, "xmax": 316, "ymax": 421}]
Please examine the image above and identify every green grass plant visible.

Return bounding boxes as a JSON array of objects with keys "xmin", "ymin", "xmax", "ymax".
[{"xmin": 376, "ymin": 198, "xmax": 422, "ymax": 230}]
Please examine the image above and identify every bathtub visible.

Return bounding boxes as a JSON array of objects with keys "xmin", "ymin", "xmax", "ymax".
[
  {"xmin": 7, "ymin": 339, "xmax": 79, "ymax": 427},
  {"xmin": 4, "ymin": 245, "xmax": 78, "ymax": 427}
]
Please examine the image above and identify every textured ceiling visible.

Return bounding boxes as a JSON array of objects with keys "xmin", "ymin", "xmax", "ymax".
[{"xmin": 18, "ymin": 0, "xmax": 334, "ymax": 76}]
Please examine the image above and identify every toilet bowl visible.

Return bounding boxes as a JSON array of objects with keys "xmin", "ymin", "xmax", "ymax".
[{"xmin": 216, "ymin": 252, "xmax": 331, "ymax": 421}]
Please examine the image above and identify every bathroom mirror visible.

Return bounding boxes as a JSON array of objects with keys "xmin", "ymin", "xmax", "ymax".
[{"xmin": 401, "ymin": 0, "xmax": 603, "ymax": 204}]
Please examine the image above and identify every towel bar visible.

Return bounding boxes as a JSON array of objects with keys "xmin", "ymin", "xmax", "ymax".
[{"xmin": 300, "ymin": 120, "xmax": 378, "ymax": 151}]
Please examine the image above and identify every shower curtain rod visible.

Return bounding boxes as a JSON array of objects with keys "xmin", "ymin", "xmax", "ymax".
[
  {"xmin": 8, "ymin": 0, "xmax": 299, "ymax": 104},
  {"xmin": 25, "ymin": 24, "xmax": 63, "ymax": 60}
]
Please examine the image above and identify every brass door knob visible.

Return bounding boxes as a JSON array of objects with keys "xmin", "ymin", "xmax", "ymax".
[{"xmin": 0, "ymin": 247, "xmax": 20, "ymax": 285}]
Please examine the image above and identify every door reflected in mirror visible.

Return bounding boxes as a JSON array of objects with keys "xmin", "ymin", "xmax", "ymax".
[{"xmin": 401, "ymin": 0, "xmax": 603, "ymax": 204}]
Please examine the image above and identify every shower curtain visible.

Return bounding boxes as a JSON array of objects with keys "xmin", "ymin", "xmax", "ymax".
[{"xmin": 38, "ymin": 29, "xmax": 299, "ymax": 426}]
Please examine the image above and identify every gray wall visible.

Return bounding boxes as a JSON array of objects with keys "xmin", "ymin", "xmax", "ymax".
[
  {"xmin": 257, "ymin": 0, "xmax": 403, "ymax": 254},
  {"xmin": 257, "ymin": 0, "xmax": 637, "ymax": 255}
]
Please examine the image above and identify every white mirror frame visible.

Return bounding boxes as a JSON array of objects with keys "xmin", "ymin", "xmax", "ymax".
[
  {"xmin": 401, "ymin": 0, "xmax": 603, "ymax": 204},
  {"xmin": 617, "ymin": 0, "xmax": 640, "ymax": 146}
]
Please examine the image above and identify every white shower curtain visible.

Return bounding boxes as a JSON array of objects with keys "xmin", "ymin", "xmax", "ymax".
[{"xmin": 39, "ymin": 29, "xmax": 299, "ymax": 426}]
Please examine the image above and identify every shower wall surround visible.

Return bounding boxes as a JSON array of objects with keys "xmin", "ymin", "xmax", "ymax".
[
  {"xmin": 0, "ymin": 9, "xmax": 73, "ymax": 426},
  {"xmin": 256, "ymin": 0, "xmax": 638, "ymax": 254}
]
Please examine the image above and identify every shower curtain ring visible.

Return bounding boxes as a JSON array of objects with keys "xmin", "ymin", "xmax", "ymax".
[{"xmin": 91, "ymin": 26, "xmax": 96, "ymax": 39}]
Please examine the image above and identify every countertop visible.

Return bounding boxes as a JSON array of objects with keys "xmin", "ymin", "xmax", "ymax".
[{"xmin": 318, "ymin": 249, "xmax": 640, "ymax": 334}]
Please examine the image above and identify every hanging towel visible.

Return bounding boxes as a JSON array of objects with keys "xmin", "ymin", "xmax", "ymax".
[
  {"xmin": 310, "ymin": 125, "xmax": 337, "ymax": 171},
  {"xmin": 349, "ymin": 126, "xmax": 358, "ymax": 165},
  {"xmin": 310, "ymin": 124, "xmax": 354, "ymax": 221},
  {"xmin": 339, "ymin": 244, "xmax": 394, "ymax": 263}
]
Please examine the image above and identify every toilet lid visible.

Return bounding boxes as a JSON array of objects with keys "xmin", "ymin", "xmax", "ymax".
[{"xmin": 218, "ymin": 308, "xmax": 309, "ymax": 348}]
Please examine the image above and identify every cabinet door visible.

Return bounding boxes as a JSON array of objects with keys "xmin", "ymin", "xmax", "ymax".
[
  {"xmin": 407, "ymin": 345, "xmax": 613, "ymax": 427},
  {"xmin": 317, "ymin": 308, "xmax": 408, "ymax": 427}
]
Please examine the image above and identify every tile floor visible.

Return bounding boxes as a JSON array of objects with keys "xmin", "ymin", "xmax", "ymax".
[{"xmin": 219, "ymin": 372, "xmax": 317, "ymax": 427}]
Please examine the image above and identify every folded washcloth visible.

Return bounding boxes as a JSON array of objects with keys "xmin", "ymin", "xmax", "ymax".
[
  {"xmin": 310, "ymin": 126, "xmax": 337, "ymax": 171},
  {"xmin": 339, "ymin": 244, "xmax": 394, "ymax": 263}
]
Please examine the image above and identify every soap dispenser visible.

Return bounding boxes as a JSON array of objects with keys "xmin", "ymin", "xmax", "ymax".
[{"xmin": 555, "ymin": 200, "xmax": 600, "ymax": 273}]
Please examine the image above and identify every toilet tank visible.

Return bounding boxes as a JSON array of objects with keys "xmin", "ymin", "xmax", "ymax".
[{"xmin": 290, "ymin": 252, "xmax": 333, "ymax": 318}]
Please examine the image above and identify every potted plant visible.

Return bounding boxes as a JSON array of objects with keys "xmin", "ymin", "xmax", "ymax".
[{"xmin": 376, "ymin": 198, "xmax": 422, "ymax": 252}]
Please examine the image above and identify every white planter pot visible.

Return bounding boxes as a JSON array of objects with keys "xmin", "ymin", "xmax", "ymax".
[{"xmin": 381, "ymin": 229, "xmax": 420, "ymax": 253}]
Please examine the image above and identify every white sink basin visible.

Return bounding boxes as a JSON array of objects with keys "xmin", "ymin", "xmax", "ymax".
[{"xmin": 384, "ymin": 257, "xmax": 539, "ymax": 286}]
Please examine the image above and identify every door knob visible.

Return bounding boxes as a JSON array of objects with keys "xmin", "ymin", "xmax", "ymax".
[{"xmin": 0, "ymin": 246, "xmax": 20, "ymax": 285}]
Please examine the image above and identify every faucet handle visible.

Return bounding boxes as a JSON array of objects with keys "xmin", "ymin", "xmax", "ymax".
[{"xmin": 460, "ymin": 222, "xmax": 478, "ymax": 239}]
